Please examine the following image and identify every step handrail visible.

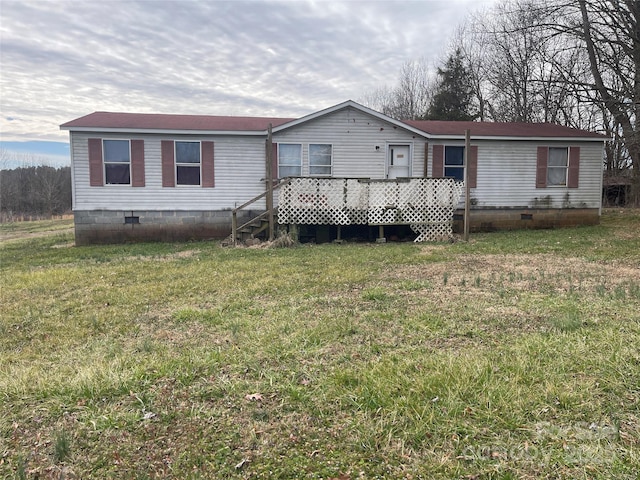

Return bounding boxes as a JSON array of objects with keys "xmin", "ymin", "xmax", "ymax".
[
  {"xmin": 231, "ymin": 178, "xmax": 291, "ymax": 244},
  {"xmin": 234, "ymin": 209, "xmax": 270, "ymax": 235}
]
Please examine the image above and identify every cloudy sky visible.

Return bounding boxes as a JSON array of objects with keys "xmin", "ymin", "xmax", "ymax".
[{"xmin": 0, "ymin": 0, "xmax": 495, "ymax": 166}]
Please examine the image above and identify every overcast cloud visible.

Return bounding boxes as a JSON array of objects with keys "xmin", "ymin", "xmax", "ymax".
[{"xmin": 1, "ymin": 0, "xmax": 495, "ymax": 153}]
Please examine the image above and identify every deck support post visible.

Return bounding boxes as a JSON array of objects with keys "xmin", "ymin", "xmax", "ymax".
[
  {"xmin": 231, "ymin": 211, "xmax": 237, "ymax": 245},
  {"xmin": 266, "ymin": 124, "xmax": 275, "ymax": 242},
  {"xmin": 464, "ymin": 129, "xmax": 471, "ymax": 241},
  {"xmin": 333, "ymin": 225, "xmax": 344, "ymax": 244},
  {"xmin": 376, "ymin": 225, "xmax": 386, "ymax": 243},
  {"xmin": 289, "ymin": 224, "xmax": 299, "ymax": 242}
]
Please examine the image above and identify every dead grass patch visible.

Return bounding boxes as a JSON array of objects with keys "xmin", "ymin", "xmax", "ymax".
[
  {"xmin": 117, "ymin": 248, "xmax": 201, "ymax": 263},
  {"xmin": 391, "ymin": 253, "xmax": 640, "ymax": 294}
]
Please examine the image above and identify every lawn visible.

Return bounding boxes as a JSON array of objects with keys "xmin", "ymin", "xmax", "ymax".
[
  {"xmin": 0, "ymin": 217, "xmax": 74, "ymax": 241},
  {"xmin": 1, "ymin": 210, "xmax": 639, "ymax": 479}
]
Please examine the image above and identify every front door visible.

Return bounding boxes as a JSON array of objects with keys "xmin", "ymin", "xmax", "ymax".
[{"xmin": 387, "ymin": 145, "xmax": 411, "ymax": 179}]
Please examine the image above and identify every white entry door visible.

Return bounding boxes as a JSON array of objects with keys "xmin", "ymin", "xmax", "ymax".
[{"xmin": 387, "ymin": 145, "xmax": 411, "ymax": 179}]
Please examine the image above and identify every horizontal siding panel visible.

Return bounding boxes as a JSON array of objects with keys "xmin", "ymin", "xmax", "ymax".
[
  {"xmin": 274, "ymin": 107, "xmax": 425, "ymax": 179},
  {"xmin": 428, "ymin": 140, "xmax": 603, "ymax": 209},
  {"xmin": 71, "ymin": 119, "xmax": 603, "ymax": 214},
  {"xmin": 72, "ymin": 133, "xmax": 268, "ymax": 211}
]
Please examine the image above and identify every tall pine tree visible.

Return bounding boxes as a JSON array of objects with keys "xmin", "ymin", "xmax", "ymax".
[{"xmin": 425, "ymin": 48, "xmax": 476, "ymax": 121}]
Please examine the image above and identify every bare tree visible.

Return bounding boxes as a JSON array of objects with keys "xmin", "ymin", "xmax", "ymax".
[
  {"xmin": 33, "ymin": 166, "xmax": 71, "ymax": 216},
  {"xmin": 452, "ymin": 20, "xmax": 490, "ymax": 121},
  {"xmin": 459, "ymin": 0, "xmax": 586, "ymax": 124},
  {"xmin": 572, "ymin": 0, "xmax": 640, "ymax": 204},
  {"xmin": 454, "ymin": 0, "xmax": 637, "ymax": 202},
  {"xmin": 361, "ymin": 0, "xmax": 639, "ymax": 203},
  {"xmin": 359, "ymin": 85, "xmax": 398, "ymax": 116},
  {"xmin": 360, "ymin": 59, "xmax": 433, "ymax": 119},
  {"xmin": 0, "ymin": 150, "xmax": 71, "ymax": 218}
]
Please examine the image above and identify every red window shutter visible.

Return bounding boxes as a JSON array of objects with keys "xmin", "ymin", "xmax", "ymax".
[
  {"xmin": 88, "ymin": 138, "xmax": 103, "ymax": 186},
  {"xmin": 568, "ymin": 146, "xmax": 580, "ymax": 188},
  {"xmin": 272, "ymin": 143, "xmax": 278, "ymax": 180},
  {"xmin": 536, "ymin": 146, "xmax": 548, "ymax": 188},
  {"xmin": 432, "ymin": 144, "xmax": 444, "ymax": 177},
  {"xmin": 201, "ymin": 141, "xmax": 215, "ymax": 187},
  {"xmin": 423, "ymin": 143, "xmax": 429, "ymax": 177},
  {"xmin": 161, "ymin": 140, "xmax": 175, "ymax": 187},
  {"xmin": 468, "ymin": 145, "xmax": 478, "ymax": 189},
  {"xmin": 131, "ymin": 139, "xmax": 145, "ymax": 187}
]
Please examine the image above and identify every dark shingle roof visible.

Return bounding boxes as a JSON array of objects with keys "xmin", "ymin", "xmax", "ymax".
[
  {"xmin": 61, "ymin": 108, "xmax": 607, "ymax": 139},
  {"xmin": 404, "ymin": 120, "xmax": 607, "ymax": 138},
  {"xmin": 61, "ymin": 111, "xmax": 294, "ymax": 131}
]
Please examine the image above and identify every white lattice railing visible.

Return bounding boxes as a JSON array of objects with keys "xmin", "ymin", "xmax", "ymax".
[{"xmin": 277, "ymin": 177, "xmax": 463, "ymax": 242}]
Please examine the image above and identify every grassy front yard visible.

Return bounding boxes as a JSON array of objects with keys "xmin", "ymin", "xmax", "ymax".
[{"xmin": 1, "ymin": 210, "xmax": 639, "ymax": 479}]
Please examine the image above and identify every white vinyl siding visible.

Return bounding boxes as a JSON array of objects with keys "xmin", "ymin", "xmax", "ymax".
[
  {"xmin": 69, "ymin": 106, "xmax": 603, "ymax": 214},
  {"xmin": 71, "ymin": 132, "xmax": 268, "ymax": 210},
  {"xmin": 273, "ymin": 106, "xmax": 424, "ymax": 179},
  {"xmin": 427, "ymin": 140, "xmax": 603, "ymax": 209}
]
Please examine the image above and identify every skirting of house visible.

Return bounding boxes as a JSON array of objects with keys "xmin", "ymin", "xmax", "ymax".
[
  {"xmin": 74, "ymin": 207, "xmax": 600, "ymax": 245},
  {"xmin": 453, "ymin": 208, "xmax": 600, "ymax": 233},
  {"xmin": 73, "ymin": 210, "xmax": 261, "ymax": 245}
]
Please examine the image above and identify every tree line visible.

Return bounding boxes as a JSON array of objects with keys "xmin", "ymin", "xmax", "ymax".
[
  {"xmin": 1, "ymin": 164, "xmax": 72, "ymax": 220},
  {"xmin": 361, "ymin": 0, "xmax": 639, "ymax": 205}
]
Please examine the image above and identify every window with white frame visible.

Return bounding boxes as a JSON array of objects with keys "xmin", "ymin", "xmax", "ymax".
[
  {"xmin": 176, "ymin": 141, "xmax": 201, "ymax": 185},
  {"xmin": 309, "ymin": 144, "xmax": 332, "ymax": 176},
  {"xmin": 278, "ymin": 143, "xmax": 302, "ymax": 177},
  {"xmin": 547, "ymin": 147, "xmax": 568, "ymax": 186},
  {"xmin": 103, "ymin": 139, "xmax": 131, "ymax": 185},
  {"xmin": 445, "ymin": 146, "xmax": 465, "ymax": 181}
]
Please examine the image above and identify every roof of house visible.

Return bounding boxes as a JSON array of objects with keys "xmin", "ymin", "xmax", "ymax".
[
  {"xmin": 61, "ymin": 111, "xmax": 295, "ymax": 132},
  {"xmin": 404, "ymin": 119, "xmax": 607, "ymax": 139},
  {"xmin": 61, "ymin": 100, "xmax": 608, "ymax": 140}
]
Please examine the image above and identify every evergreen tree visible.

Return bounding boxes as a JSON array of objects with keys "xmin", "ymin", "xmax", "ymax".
[{"xmin": 424, "ymin": 49, "xmax": 476, "ymax": 121}]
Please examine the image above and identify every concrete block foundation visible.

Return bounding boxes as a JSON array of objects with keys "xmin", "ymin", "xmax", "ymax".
[
  {"xmin": 74, "ymin": 207, "xmax": 601, "ymax": 245},
  {"xmin": 73, "ymin": 209, "xmax": 262, "ymax": 245},
  {"xmin": 453, "ymin": 208, "xmax": 600, "ymax": 233}
]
